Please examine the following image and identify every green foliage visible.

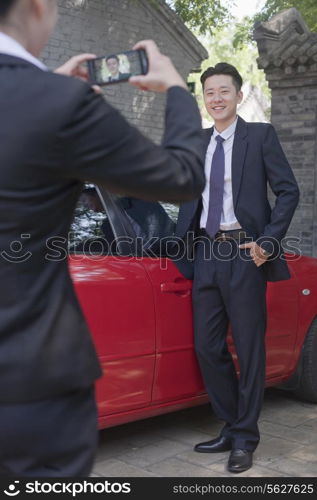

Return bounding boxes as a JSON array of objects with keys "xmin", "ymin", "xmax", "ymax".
[
  {"xmin": 166, "ymin": 0, "xmax": 233, "ymax": 35},
  {"xmin": 253, "ymin": 0, "xmax": 317, "ymax": 32},
  {"xmin": 232, "ymin": 18, "xmax": 254, "ymax": 49}
]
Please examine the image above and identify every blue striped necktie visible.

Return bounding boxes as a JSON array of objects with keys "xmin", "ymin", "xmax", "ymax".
[{"xmin": 206, "ymin": 135, "xmax": 225, "ymax": 238}]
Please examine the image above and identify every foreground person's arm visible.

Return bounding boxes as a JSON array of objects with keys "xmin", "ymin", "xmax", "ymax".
[{"xmin": 53, "ymin": 40, "xmax": 205, "ymax": 202}]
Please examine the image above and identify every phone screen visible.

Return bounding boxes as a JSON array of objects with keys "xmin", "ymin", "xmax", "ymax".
[{"xmin": 88, "ymin": 49, "xmax": 148, "ymax": 86}]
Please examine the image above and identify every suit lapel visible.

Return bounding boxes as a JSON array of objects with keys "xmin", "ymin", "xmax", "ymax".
[{"xmin": 232, "ymin": 116, "xmax": 248, "ymax": 209}]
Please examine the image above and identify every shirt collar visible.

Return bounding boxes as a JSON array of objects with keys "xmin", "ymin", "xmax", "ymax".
[
  {"xmin": 0, "ymin": 32, "xmax": 47, "ymax": 70},
  {"xmin": 213, "ymin": 116, "xmax": 238, "ymax": 141}
]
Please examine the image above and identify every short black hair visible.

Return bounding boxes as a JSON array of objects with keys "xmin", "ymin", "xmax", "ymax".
[
  {"xmin": 0, "ymin": 0, "xmax": 17, "ymax": 18},
  {"xmin": 106, "ymin": 55, "xmax": 119, "ymax": 63},
  {"xmin": 200, "ymin": 63, "xmax": 243, "ymax": 92}
]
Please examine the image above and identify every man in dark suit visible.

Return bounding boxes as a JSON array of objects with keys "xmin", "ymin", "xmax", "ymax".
[
  {"xmin": 0, "ymin": 0, "xmax": 205, "ymax": 477},
  {"xmin": 175, "ymin": 63, "xmax": 299, "ymax": 473},
  {"xmin": 105, "ymin": 55, "xmax": 130, "ymax": 81}
]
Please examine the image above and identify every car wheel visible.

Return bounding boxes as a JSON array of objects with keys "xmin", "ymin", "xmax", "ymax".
[{"xmin": 294, "ymin": 317, "xmax": 317, "ymax": 403}]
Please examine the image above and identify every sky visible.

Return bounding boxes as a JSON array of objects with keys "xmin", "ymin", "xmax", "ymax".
[{"xmin": 229, "ymin": 0, "xmax": 266, "ymax": 19}]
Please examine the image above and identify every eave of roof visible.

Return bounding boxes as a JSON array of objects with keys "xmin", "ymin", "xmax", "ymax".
[
  {"xmin": 254, "ymin": 8, "xmax": 317, "ymax": 75},
  {"xmin": 139, "ymin": 0, "xmax": 208, "ymax": 70}
]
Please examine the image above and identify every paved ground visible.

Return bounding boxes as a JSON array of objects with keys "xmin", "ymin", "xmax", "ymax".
[{"xmin": 92, "ymin": 388, "xmax": 317, "ymax": 477}]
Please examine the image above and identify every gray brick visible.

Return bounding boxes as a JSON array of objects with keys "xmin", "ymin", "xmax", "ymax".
[
  {"xmin": 255, "ymin": 9, "xmax": 317, "ymax": 258},
  {"xmin": 42, "ymin": 0, "xmax": 205, "ymax": 144}
]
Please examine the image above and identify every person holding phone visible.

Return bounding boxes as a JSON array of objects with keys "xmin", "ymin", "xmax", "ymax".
[{"xmin": 0, "ymin": 0, "xmax": 205, "ymax": 477}]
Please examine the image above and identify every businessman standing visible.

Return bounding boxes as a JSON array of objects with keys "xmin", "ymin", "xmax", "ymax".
[
  {"xmin": 175, "ymin": 63, "xmax": 299, "ymax": 473},
  {"xmin": 0, "ymin": 0, "xmax": 205, "ymax": 477}
]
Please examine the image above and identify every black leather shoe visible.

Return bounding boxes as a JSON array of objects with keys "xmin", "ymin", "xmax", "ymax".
[
  {"xmin": 194, "ymin": 436, "xmax": 232, "ymax": 453},
  {"xmin": 227, "ymin": 449, "xmax": 253, "ymax": 473}
]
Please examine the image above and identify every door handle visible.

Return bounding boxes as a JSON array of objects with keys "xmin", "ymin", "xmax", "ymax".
[{"xmin": 161, "ymin": 281, "xmax": 192, "ymax": 294}]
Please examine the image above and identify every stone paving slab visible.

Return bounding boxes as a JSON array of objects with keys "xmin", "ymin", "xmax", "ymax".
[
  {"xmin": 263, "ymin": 457, "xmax": 317, "ymax": 477},
  {"xmin": 259, "ymin": 420, "xmax": 317, "ymax": 445},
  {"xmin": 93, "ymin": 458, "xmax": 158, "ymax": 477},
  {"xmin": 92, "ymin": 389, "xmax": 317, "ymax": 477},
  {"xmin": 145, "ymin": 457, "xmax": 225, "ymax": 477},
  {"xmin": 112, "ymin": 439, "xmax": 190, "ymax": 469},
  {"xmin": 289, "ymin": 443, "xmax": 317, "ymax": 464},
  {"xmin": 254, "ymin": 436, "xmax": 305, "ymax": 467}
]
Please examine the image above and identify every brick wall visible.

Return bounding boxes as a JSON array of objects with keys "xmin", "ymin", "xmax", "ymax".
[
  {"xmin": 255, "ymin": 8, "xmax": 317, "ymax": 257},
  {"xmin": 42, "ymin": 0, "xmax": 207, "ymax": 144},
  {"xmin": 270, "ymin": 84, "xmax": 317, "ymax": 256}
]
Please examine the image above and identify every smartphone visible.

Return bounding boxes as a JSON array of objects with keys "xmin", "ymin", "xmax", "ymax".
[{"xmin": 87, "ymin": 49, "xmax": 149, "ymax": 86}]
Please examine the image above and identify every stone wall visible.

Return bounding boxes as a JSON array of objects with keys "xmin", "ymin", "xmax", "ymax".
[
  {"xmin": 254, "ymin": 8, "xmax": 317, "ymax": 257},
  {"xmin": 42, "ymin": 0, "xmax": 207, "ymax": 144}
]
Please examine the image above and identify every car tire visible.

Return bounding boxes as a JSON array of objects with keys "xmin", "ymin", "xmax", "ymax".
[{"xmin": 294, "ymin": 317, "xmax": 317, "ymax": 403}]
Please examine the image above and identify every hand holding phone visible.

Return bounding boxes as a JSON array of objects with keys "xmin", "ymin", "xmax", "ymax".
[
  {"xmin": 55, "ymin": 53, "xmax": 103, "ymax": 94},
  {"xmin": 87, "ymin": 49, "xmax": 148, "ymax": 86},
  {"xmin": 87, "ymin": 40, "xmax": 187, "ymax": 93},
  {"xmin": 129, "ymin": 40, "xmax": 187, "ymax": 93}
]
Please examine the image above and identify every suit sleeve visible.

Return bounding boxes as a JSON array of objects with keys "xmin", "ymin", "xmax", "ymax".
[
  {"xmin": 57, "ymin": 86, "xmax": 205, "ymax": 203},
  {"xmin": 257, "ymin": 124, "xmax": 300, "ymax": 256}
]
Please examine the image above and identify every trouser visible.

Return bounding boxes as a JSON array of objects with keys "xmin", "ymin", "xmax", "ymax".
[
  {"xmin": 192, "ymin": 239, "xmax": 267, "ymax": 451},
  {"xmin": 0, "ymin": 385, "xmax": 98, "ymax": 477}
]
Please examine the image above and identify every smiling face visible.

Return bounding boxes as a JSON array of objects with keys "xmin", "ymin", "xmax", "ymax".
[
  {"xmin": 106, "ymin": 57, "xmax": 119, "ymax": 77},
  {"xmin": 203, "ymin": 74, "xmax": 243, "ymax": 132}
]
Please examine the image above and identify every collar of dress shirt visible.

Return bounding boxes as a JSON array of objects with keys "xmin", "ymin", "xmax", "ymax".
[
  {"xmin": 0, "ymin": 31, "xmax": 47, "ymax": 70},
  {"xmin": 213, "ymin": 116, "xmax": 238, "ymax": 142}
]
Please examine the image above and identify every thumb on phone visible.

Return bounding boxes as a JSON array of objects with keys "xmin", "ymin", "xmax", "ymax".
[{"xmin": 129, "ymin": 40, "xmax": 187, "ymax": 93}]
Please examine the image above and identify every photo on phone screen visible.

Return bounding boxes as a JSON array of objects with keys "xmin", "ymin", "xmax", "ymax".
[{"xmin": 88, "ymin": 49, "xmax": 148, "ymax": 86}]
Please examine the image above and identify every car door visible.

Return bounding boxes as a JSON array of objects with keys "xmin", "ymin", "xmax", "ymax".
[
  {"xmin": 68, "ymin": 186, "xmax": 156, "ymax": 417},
  {"xmin": 143, "ymin": 257, "xmax": 206, "ymax": 403},
  {"xmin": 112, "ymin": 197, "xmax": 205, "ymax": 404}
]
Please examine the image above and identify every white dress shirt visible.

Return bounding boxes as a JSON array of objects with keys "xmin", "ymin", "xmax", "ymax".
[
  {"xmin": 0, "ymin": 31, "xmax": 46, "ymax": 70},
  {"xmin": 200, "ymin": 117, "xmax": 241, "ymax": 231}
]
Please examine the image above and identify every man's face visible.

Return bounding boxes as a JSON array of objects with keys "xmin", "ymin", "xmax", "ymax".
[
  {"xmin": 106, "ymin": 57, "xmax": 119, "ymax": 76},
  {"xmin": 203, "ymin": 74, "xmax": 243, "ymax": 126}
]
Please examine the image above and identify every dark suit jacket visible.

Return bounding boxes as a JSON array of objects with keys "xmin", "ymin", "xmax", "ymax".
[
  {"xmin": 108, "ymin": 72, "xmax": 130, "ymax": 82},
  {"xmin": 174, "ymin": 116, "xmax": 300, "ymax": 282},
  {"xmin": 0, "ymin": 54, "xmax": 205, "ymax": 403}
]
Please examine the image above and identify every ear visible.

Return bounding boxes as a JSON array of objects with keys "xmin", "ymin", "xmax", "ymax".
[
  {"xmin": 237, "ymin": 90, "xmax": 243, "ymax": 104},
  {"xmin": 30, "ymin": 0, "xmax": 45, "ymax": 19}
]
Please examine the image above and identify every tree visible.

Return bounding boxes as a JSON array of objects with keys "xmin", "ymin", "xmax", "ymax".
[
  {"xmin": 69, "ymin": 0, "xmax": 231, "ymax": 35},
  {"xmin": 165, "ymin": 0, "xmax": 232, "ymax": 35}
]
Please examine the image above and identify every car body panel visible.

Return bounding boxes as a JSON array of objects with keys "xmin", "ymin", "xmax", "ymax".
[{"xmin": 70, "ymin": 255, "xmax": 156, "ymax": 416}]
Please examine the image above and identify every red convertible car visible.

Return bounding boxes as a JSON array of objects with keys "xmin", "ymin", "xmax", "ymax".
[{"xmin": 69, "ymin": 186, "xmax": 317, "ymax": 430}]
